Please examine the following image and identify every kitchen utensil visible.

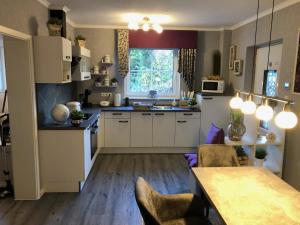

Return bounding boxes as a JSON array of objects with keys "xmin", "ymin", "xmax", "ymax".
[
  {"xmin": 114, "ymin": 93, "xmax": 122, "ymax": 106},
  {"xmin": 125, "ymin": 97, "xmax": 130, "ymax": 106},
  {"xmin": 66, "ymin": 101, "xmax": 81, "ymax": 112},
  {"xmin": 93, "ymin": 66, "xmax": 99, "ymax": 74},
  {"xmin": 100, "ymin": 101, "xmax": 110, "ymax": 107},
  {"xmin": 102, "ymin": 55, "xmax": 111, "ymax": 64}
]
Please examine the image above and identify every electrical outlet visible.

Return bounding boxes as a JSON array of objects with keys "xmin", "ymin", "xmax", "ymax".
[{"xmin": 101, "ymin": 92, "xmax": 112, "ymax": 97}]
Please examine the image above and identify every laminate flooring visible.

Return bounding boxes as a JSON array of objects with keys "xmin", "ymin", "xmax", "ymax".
[{"xmin": 0, "ymin": 154, "xmax": 221, "ymax": 225}]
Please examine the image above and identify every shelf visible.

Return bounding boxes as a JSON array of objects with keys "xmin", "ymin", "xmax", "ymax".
[
  {"xmin": 255, "ymin": 136, "xmax": 283, "ymax": 146},
  {"xmin": 91, "ymin": 73, "xmax": 105, "ymax": 76},
  {"xmin": 225, "ymin": 136, "xmax": 283, "ymax": 146},
  {"xmin": 95, "ymin": 84, "xmax": 117, "ymax": 88}
]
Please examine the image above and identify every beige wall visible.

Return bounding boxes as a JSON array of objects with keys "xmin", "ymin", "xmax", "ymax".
[{"xmin": 230, "ymin": 3, "xmax": 300, "ymax": 190}]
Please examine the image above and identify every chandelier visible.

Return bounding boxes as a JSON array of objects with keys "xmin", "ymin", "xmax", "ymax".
[{"xmin": 128, "ymin": 17, "xmax": 163, "ymax": 33}]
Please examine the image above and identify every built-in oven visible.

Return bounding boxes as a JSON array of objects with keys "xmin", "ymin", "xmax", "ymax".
[{"xmin": 90, "ymin": 117, "xmax": 99, "ymax": 160}]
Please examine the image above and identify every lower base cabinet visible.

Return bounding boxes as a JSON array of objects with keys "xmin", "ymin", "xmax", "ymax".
[
  {"xmin": 105, "ymin": 118, "xmax": 130, "ymax": 147},
  {"xmin": 175, "ymin": 119, "xmax": 201, "ymax": 147},
  {"xmin": 131, "ymin": 112, "xmax": 153, "ymax": 147}
]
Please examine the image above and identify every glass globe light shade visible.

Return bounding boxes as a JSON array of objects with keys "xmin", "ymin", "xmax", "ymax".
[
  {"xmin": 275, "ymin": 105, "xmax": 298, "ymax": 129},
  {"xmin": 142, "ymin": 23, "xmax": 150, "ymax": 31},
  {"xmin": 230, "ymin": 93, "xmax": 243, "ymax": 109},
  {"xmin": 128, "ymin": 21, "xmax": 139, "ymax": 30},
  {"xmin": 153, "ymin": 24, "xmax": 163, "ymax": 33},
  {"xmin": 255, "ymin": 100, "xmax": 274, "ymax": 121},
  {"xmin": 241, "ymin": 95, "xmax": 256, "ymax": 114}
]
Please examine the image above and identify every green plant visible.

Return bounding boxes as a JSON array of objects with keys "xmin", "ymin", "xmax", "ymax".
[
  {"xmin": 47, "ymin": 18, "xmax": 62, "ymax": 26},
  {"xmin": 188, "ymin": 98, "xmax": 197, "ymax": 106},
  {"xmin": 75, "ymin": 35, "xmax": 86, "ymax": 41},
  {"xmin": 255, "ymin": 148, "xmax": 267, "ymax": 159},
  {"xmin": 70, "ymin": 110, "xmax": 85, "ymax": 120},
  {"xmin": 230, "ymin": 109, "xmax": 244, "ymax": 124}
]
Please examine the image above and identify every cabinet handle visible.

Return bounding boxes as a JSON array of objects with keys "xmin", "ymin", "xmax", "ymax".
[
  {"xmin": 142, "ymin": 113, "xmax": 151, "ymax": 116},
  {"xmin": 177, "ymin": 121, "xmax": 187, "ymax": 123},
  {"xmin": 155, "ymin": 113, "xmax": 164, "ymax": 116},
  {"xmin": 118, "ymin": 120, "xmax": 128, "ymax": 123},
  {"xmin": 66, "ymin": 56, "xmax": 71, "ymax": 59},
  {"xmin": 113, "ymin": 113, "xmax": 122, "ymax": 115},
  {"xmin": 183, "ymin": 113, "xmax": 193, "ymax": 116},
  {"xmin": 203, "ymin": 97, "xmax": 213, "ymax": 100}
]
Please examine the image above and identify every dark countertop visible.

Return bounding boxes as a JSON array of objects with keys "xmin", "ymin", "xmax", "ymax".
[
  {"xmin": 38, "ymin": 105, "xmax": 200, "ymax": 130},
  {"xmin": 97, "ymin": 106, "xmax": 201, "ymax": 112},
  {"xmin": 39, "ymin": 111, "xmax": 100, "ymax": 130}
]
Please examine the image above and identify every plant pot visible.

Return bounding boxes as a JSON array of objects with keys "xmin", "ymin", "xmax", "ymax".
[
  {"xmin": 254, "ymin": 158, "xmax": 264, "ymax": 167},
  {"xmin": 76, "ymin": 40, "xmax": 86, "ymax": 47},
  {"xmin": 47, "ymin": 24, "xmax": 62, "ymax": 36},
  {"xmin": 71, "ymin": 119, "xmax": 83, "ymax": 127}
]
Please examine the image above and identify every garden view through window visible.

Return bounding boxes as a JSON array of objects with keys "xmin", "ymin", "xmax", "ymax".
[{"xmin": 125, "ymin": 48, "xmax": 178, "ymax": 98}]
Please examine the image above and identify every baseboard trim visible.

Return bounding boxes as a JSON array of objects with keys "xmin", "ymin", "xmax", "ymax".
[{"xmin": 99, "ymin": 147, "xmax": 197, "ymax": 154}]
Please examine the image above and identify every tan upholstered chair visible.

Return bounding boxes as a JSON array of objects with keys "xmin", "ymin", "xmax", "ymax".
[
  {"xmin": 198, "ymin": 144, "xmax": 240, "ymax": 167},
  {"xmin": 135, "ymin": 177, "xmax": 211, "ymax": 225}
]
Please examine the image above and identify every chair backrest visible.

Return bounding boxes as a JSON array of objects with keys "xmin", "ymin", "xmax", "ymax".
[
  {"xmin": 198, "ymin": 144, "xmax": 240, "ymax": 167},
  {"xmin": 135, "ymin": 177, "xmax": 161, "ymax": 225}
]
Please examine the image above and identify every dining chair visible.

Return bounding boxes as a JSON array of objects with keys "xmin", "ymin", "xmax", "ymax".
[{"xmin": 135, "ymin": 177, "xmax": 211, "ymax": 225}]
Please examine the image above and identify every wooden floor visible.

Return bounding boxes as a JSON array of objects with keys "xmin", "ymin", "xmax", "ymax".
[{"xmin": 0, "ymin": 154, "xmax": 220, "ymax": 225}]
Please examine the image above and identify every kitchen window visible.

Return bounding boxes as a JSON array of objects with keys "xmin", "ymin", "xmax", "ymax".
[
  {"xmin": 124, "ymin": 48, "xmax": 180, "ymax": 99},
  {"xmin": 0, "ymin": 36, "xmax": 6, "ymax": 92}
]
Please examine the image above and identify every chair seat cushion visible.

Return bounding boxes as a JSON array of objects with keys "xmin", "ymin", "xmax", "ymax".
[{"xmin": 162, "ymin": 216, "xmax": 211, "ymax": 225}]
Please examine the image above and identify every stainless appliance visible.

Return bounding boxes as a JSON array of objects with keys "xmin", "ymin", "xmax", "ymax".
[
  {"xmin": 89, "ymin": 117, "xmax": 99, "ymax": 160},
  {"xmin": 201, "ymin": 79, "xmax": 225, "ymax": 94}
]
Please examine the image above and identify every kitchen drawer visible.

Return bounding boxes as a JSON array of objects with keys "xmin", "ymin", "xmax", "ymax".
[
  {"xmin": 176, "ymin": 112, "xmax": 200, "ymax": 119},
  {"xmin": 105, "ymin": 112, "xmax": 130, "ymax": 119}
]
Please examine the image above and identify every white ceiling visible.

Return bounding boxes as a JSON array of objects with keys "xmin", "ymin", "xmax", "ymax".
[{"xmin": 45, "ymin": 0, "xmax": 293, "ymax": 29}]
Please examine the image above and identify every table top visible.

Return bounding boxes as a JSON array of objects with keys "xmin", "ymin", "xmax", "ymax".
[{"xmin": 192, "ymin": 167, "xmax": 300, "ymax": 225}]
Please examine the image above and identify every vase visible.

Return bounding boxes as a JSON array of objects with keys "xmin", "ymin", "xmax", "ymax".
[
  {"xmin": 71, "ymin": 119, "xmax": 82, "ymax": 127},
  {"xmin": 227, "ymin": 122, "xmax": 246, "ymax": 141},
  {"xmin": 76, "ymin": 40, "xmax": 86, "ymax": 47},
  {"xmin": 254, "ymin": 158, "xmax": 264, "ymax": 167}
]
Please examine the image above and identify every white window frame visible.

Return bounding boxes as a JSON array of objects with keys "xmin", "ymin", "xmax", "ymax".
[
  {"xmin": 124, "ymin": 48, "xmax": 180, "ymax": 99},
  {"xmin": 0, "ymin": 36, "xmax": 7, "ymax": 92}
]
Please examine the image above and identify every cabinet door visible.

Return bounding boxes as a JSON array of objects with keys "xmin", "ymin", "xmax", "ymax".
[
  {"xmin": 62, "ymin": 38, "xmax": 72, "ymax": 62},
  {"xmin": 131, "ymin": 112, "xmax": 153, "ymax": 147},
  {"xmin": 153, "ymin": 112, "xmax": 175, "ymax": 147},
  {"xmin": 104, "ymin": 119, "xmax": 130, "ymax": 147},
  {"xmin": 98, "ymin": 113, "xmax": 105, "ymax": 148},
  {"xmin": 175, "ymin": 119, "xmax": 200, "ymax": 147}
]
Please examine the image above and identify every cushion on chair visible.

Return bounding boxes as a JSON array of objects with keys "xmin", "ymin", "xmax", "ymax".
[
  {"xmin": 184, "ymin": 153, "xmax": 198, "ymax": 168},
  {"xmin": 205, "ymin": 123, "xmax": 225, "ymax": 144}
]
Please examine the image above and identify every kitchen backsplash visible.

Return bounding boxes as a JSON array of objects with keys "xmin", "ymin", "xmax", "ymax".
[{"xmin": 36, "ymin": 83, "xmax": 75, "ymax": 125}]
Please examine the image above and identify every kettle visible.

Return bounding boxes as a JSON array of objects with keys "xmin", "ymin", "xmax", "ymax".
[{"xmin": 114, "ymin": 93, "xmax": 122, "ymax": 107}]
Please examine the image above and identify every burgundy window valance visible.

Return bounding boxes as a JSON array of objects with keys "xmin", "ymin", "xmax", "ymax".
[{"xmin": 129, "ymin": 30, "xmax": 198, "ymax": 49}]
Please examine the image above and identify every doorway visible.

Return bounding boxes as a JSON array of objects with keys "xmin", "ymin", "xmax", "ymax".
[{"xmin": 0, "ymin": 26, "xmax": 40, "ymax": 200}]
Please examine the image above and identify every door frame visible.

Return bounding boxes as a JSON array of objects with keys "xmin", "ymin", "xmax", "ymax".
[{"xmin": 0, "ymin": 25, "xmax": 41, "ymax": 200}]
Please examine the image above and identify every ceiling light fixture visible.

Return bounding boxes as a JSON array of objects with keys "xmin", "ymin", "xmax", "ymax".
[
  {"xmin": 229, "ymin": 92, "xmax": 243, "ymax": 109},
  {"xmin": 241, "ymin": 94, "xmax": 257, "ymax": 115},
  {"xmin": 275, "ymin": 103, "xmax": 298, "ymax": 129},
  {"xmin": 128, "ymin": 16, "xmax": 163, "ymax": 33},
  {"xmin": 255, "ymin": 98, "xmax": 274, "ymax": 122}
]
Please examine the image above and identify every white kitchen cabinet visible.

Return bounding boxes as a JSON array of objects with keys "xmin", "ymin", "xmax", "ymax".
[
  {"xmin": 131, "ymin": 112, "xmax": 153, "ymax": 147},
  {"xmin": 199, "ymin": 96, "xmax": 231, "ymax": 144},
  {"xmin": 153, "ymin": 112, "xmax": 175, "ymax": 147},
  {"xmin": 175, "ymin": 119, "xmax": 200, "ymax": 147},
  {"xmin": 39, "ymin": 129, "xmax": 92, "ymax": 192},
  {"xmin": 175, "ymin": 112, "xmax": 200, "ymax": 147},
  {"xmin": 33, "ymin": 36, "xmax": 72, "ymax": 83},
  {"xmin": 105, "ymin": 118, "xmax": 130, "ymax": 147}
]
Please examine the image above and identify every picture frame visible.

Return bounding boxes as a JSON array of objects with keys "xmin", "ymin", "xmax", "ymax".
[
  {"xmin": 233, "ymin": 59, "xmax": 243, "ymax": 75},
  {"xmin": 292, "ymin": 29, "xmax": 300, "ymax": 94},
  {"xmin": 229, "ymin": 45, "xmax": 237, "ymax": 70}
]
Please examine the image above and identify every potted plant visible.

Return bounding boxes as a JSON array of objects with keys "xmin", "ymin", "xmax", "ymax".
[
  {"xmin": 70, "ymin": 110, "xmax": 85, "ymax": 126},
  {"xmin": 254, "ymin": 148, "xmax": 267, "ymax": 167},
  {"xmin": 188, "ymin": 98, "xmax": 197, "ymax": 108},
  {"xmin": 75, "ymin": 35, "xmax": 86, "ymax": 47},
  {"xmin": 47, "ymin": 18, "xmax": 62, "ymax": 36},
  {"xmin": 111, "ymin": 78, "xmax": 118, "ymax": 87}
]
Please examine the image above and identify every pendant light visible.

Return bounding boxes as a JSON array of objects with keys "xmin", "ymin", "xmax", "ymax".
[
  {"xmin": 256, "ymin": 98, "xmax": 274, "ymax": 121},
  {"xmin": 230, "ymin": 92, "xmax": 243, "ymax": 109},
  {"xmin": 242, "ymin": 94, "xmax": 257, "ymax": 114},
  {"xmin": 275, "ymin": 103, "xmax": 298, "ymax": 129}
]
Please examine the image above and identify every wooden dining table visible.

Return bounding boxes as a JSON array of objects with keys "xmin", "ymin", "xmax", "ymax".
[{"xmin": 192, "ymin": 167, "xmax": 300, "ymax": 225}]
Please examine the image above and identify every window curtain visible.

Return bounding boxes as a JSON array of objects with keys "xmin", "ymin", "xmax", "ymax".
[
  {"xmin": 178, "ymin": 49, "xmax": 197, "ymax": 91},
  {"xmin": 117, "ymin": 29, "xmax": 129, "ymax": 78}
]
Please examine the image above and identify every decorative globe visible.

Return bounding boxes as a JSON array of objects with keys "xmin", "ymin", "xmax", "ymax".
[{"xmin": 51, "ymin": 104, "xmax": 70, "ymax": 123}]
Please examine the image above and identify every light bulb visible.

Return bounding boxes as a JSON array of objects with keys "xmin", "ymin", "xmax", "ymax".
[
  {"xmin": 152, "ymin": 24, "xmax": 163, "ymax": 33},
  {"xmin": 142, "ymin": 23, "xmax": 150, "ymax": 31},
  {"xmin": 128, "ymin": 21, "xmax": 139, "ymax": 30},
  {"xmin": 275, "ymin": 104, "xmax": 298, "ymax": 129},
  {"xmin": 230, "ymin": 92, "xmax": 243, "ymax": 109},
  {"xmin": 241, "ymin": 95, "xmax": 256, "ymax": 114},
  {"xmin": 255, "ymin": 99, "xmax": 274, "ymax": 121}
]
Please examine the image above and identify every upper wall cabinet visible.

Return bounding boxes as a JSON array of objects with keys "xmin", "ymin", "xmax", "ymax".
[{"xmin": 33, "ymin": 36, "xmax": 72, "ymax": 83}]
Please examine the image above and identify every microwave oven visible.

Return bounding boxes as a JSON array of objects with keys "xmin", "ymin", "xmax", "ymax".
[{"xmin": 201, "ymin": 80, "xmax": 225, "ymax": 93}]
